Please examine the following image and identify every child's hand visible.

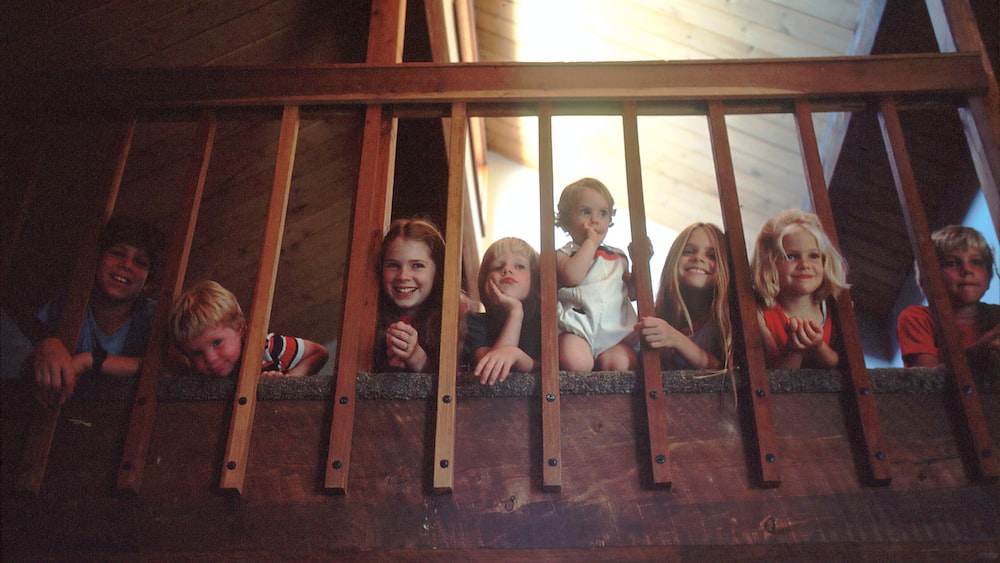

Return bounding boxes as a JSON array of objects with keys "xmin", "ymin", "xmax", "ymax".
[
  {"xmin": 636, "ymin": 316, "xmax": 676, "ymax": 350},
  {"xmin": 786, "ymin": 317, "xmax": 824, "ymax": 351},
  {"xmin": 474, "ymin": 345, "xmax": 523, "ymax": 385},
  {"xmin": 485, "ymin": 278, "xmax": 523, "ymax": 314},
  {"xmin": 386, "ymin": 320, "xmax": 425, "ymax": 370},
  {"xmin": 585, "ymin": 223, "xmax": 606, "ymax": 245},
  {"xmin": 261, "ymin": 370, "xmax": 289, "ymax": 377}
]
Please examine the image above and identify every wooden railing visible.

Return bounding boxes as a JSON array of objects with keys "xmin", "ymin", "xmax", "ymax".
[{"xmin": 4, "ymin": 45, "xmax": 998, "ymax": 496}]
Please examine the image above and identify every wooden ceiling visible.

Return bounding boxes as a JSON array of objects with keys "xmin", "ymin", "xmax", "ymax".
[{"xmin": 1, "ymin": 1, "xmax": 997, "ymax": 361}]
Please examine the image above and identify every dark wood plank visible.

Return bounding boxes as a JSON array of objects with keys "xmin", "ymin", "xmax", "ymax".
[
  {"xmin": 3, "ymin": 54, "xmax": 989, "ymax": 112},
  {"xmin": 622, "ymin": 101, "xmax": 671, "ymax": 487},
  {"xmin": 218, "ymin": 105, "xmax": 299, "ymax": 494},
  {"xmin": 706, "ymin": 101, "xmax": 780, "ymax": 487},
  {"xmin": 878, "ymin": 97, "xmax": 999, "ymax": 480},
  {"xmin": 116, "ymin": 110, "xmax": 216, "ymax": 493}
]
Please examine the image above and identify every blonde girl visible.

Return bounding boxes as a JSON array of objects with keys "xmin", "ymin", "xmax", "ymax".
[
  {"xmin": 469, "ymin": 237, "xmax": 541, "ymax": 385},
  {"xmin": 636, "ymin": 222, "xmax": 733, "ymax": 371},
  {"xmin": 751, "ymin": 209, "xmax": 849, "ymax": 369}
]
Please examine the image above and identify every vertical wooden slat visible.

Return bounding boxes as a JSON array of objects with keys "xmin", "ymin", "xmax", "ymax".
[
  {"xmin": 706, "ymin": 101, "xmax": 781, "ymax": 488},
  {"xmin": 878, "ymin": 98, "xmax": 999, "ymax": 480},
  {"xmin": 926, "ymin": 0, "xmax": 1000, "ymax": 238},
  {"xmin": 116, "ymin": 110, "xmax": 216, "ymax": 493},
  {"xmin": 432, "ymin": 102, "xmax": 468, "ymax": 493},
  {"xmin": 537, "ymin": 102, "xmax": 562, "ymax": 490},
  {"xmin": 794, "ymin": 100, "xmax": 891, "ymax": 485},
  {"xmin": 0, "ymin": 143, "xmax": 44, "ymax": 291},
  {"xmin": 622, "ymin": 102, "xmax": 671, "ymax": 487},
  {"xmin": 219, "ymin": 105, "xmax": 299, "ymax": 494},
  {"xmin": 325, "ymin": 0, "xmax": 405, "ymax": 494},
  {"xmin": 16, "ymin": 117, "xmax": 137, "ymax": 495}
]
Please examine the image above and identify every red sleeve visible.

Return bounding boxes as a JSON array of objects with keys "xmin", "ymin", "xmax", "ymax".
[{"xmin": 897, "ymin": 305, "xmax": 938, "ymax": 365}]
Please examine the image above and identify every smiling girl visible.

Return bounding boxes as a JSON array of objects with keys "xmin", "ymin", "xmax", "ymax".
[
  {"xmin": 751, "ymin": 209, "xmax": 849, "ymax": 369},
  {"xmin": 636, "ymin": 222, "xmax": 733, "ymax": 371},
  {"xmin": 375, "ymin": 218, "xmax": 446, "ymax": 372}
]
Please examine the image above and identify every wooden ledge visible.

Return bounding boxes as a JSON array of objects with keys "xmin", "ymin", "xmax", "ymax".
[{"xmin": 18, "ymin": 367, "xmax": 992, "ymax": 403}]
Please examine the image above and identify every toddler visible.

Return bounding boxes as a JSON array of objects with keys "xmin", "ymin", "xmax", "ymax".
[
  {"xmin": 555, "ymin": 177, "xmax": 637, "ymax": 372},
  {"xmin": 467, "ymin": 237, "xmax": 541, "ymax": 385},
  {"xmin": 751, "ymin": 209, "xmax": 849, "ymax": 369},
  {"xmin": 636, "ymin": 222, "xmax": 733, "ymax": 371},
  {"xmin": 897, "ymin": 225, "xmax": 999, "ymax": 372},
  {"xmin": 168, "ymin": 280, "xmax": 328, "ymax": 377}
]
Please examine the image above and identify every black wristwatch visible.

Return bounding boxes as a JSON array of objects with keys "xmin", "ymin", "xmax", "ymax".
[{"xmin": 92, "ymin": 342, "xmax": 108, "ymax": 376}]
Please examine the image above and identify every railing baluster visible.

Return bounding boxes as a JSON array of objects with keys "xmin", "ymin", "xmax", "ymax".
[
  {"xmin": 16, "ymin": 117, "xmax": 136, "ymax": 495},
  {"xmin": 622, "ymin": 102, "xmax": 671, "ymax": 487},
  {"xmin": 878, "ymin": 97, "xmax": 999, "ymax": 480},
  {"xmin": 537, "ymin": 102, "xmax": 562, "ymax": 490},
  {"xmin": 324, "ymin": 0, "xmax": 405, "ymax": 494},
  {"xmin": 219, "ymin": 105, "xmax": 300, "ymax": 494},
  {"xmin": 432, "ymin": 102, "xmax": 468, "ymax": 493},
  {"xmin": 116, "ymin": 110, "xmax": 216, "ymax": 493},
  {"xmin": 706, "ymin": 102, "xmax": 781, "ymax": 487},
  {"xmin": 794, "ymin": 100, "xmax": 892, "ymax": 485}
]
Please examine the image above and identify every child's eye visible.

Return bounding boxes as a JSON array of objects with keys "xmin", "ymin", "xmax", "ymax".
[
  {"xmin": 971, "ymin": 258, "xmax": 985, "ymax": 267},
  {"xmin": 808, "ymin": 252, "xmax": 822, "ymax": 260},
  {"xmin": 515, "ymin": 264, "xmax": 527, "ymax": 270},
  {"xmin": 706, "ymin": 252, "xmax": 717, "ymax": 261},
  {"xmin": 579, "ymin": 208, "xmax": 590, "ymax": 216},
  {"xmin": 940, "ymin": 259, "xmax": 959, "ymax": 269},
  {"xmin": 212, "ymin": 339, "xmax": 222, "ymax": 348},
  {"xmin": 412, "ymin": 262, "xmax": 425, "ymax": 270}
]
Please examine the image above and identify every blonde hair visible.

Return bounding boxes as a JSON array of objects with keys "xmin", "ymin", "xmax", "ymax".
[
  {"xmin": 932, "ymin": 225, "xmax": 996, "ymax": 273},
  {"xmin": 655, "ymin": 223, "xmax": 733, "ymax": 371},
  {"xmin": 477, "ymin": 237, "xmax": 540, "ymax": 304},
  {"xmin": 168, "ymin": 280, "xmax": 245, "ymax": 348},
  {"xmin": 751, "ymin": 209, "xmax": 849, "ymax": 308},
  {"xmin": 555, "ymin": 177, "xmax": 615, "ymax": 232}
]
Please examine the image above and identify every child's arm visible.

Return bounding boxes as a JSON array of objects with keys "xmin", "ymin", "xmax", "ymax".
[
  {"xmin": 282, "ymin": 338, "xmax": 329, "ymax": 377},
  {"xmin": 635, "ymin": 316, "xmax": 721, "ymax": 370},
  {"xmin": 556, "ymin": 227, "xmax": 603, "ymax": 287},
  {"xmin": 473, "ymin": 280, "xmax": 537, "ymax": 384},
  {"xmin": 32, "ymin": 337, "xmax": 79, "ymax": 406}
]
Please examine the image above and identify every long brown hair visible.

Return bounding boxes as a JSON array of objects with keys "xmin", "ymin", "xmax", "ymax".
[{"xmin": 655, "ymin": 222, "xmax": 733, "ymax": 372}]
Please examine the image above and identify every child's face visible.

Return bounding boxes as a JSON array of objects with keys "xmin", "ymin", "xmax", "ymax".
[
  {"xmin": 181, "ymin": 322, "xmax": 245, "ymax": 377},
  {"xmin": 94, "ymin": 243, "xmax": 151, "ymax": 304},
  {"xmin": 939, "ymin": 247, "xmax": 990, "ymax": 306},
  {"xmin": 677, "ymin": 226, "xmax": 718, "ymax": 291},
  {"xmin": 775, "ymin": 228, "xmax": 824, "ymax": 298},
  {"xmin": 485, "ymin": 250, "xmax": 533, "ymax": 303},
  {"xmin": 564, "ymin": 187, "xmax": 612, "ymax": 245},
  {"xmin": 382, "ymin": 237, "xmax": 437, "ymax": 315}
]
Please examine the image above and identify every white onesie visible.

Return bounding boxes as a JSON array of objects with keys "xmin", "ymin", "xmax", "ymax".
[{"xmin": 556, "ymin": 241, "xmax": 638, "ymax": 356}]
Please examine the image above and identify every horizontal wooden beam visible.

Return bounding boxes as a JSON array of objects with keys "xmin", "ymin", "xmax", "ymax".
[{"xmin": 2, "ymin": 54, "xmax": 987, "ymax": 114}]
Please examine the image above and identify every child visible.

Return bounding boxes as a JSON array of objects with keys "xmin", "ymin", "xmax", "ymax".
[
  {"xmin": 468, "ymin": 237, "xmax": 542, "ymax": 385},
  {"xmin": 554, "ymin": 177, "xmax": 638, "ymax": 372},
  {"xmin": 168, "ymin": 280, "xmax": 328, "ymax": 377},
  {"xmin": 897, "ymin": 225, "xmax": 1000, "ymax": 372},
  {"xmin": 32, "ymin": 216, "xmax": 166, "ymax": 405},
  {"xmin": 375, "ymin": 217, "xmax": 446, "ymax": 373},
  {"xmin": 751, "ymin": 209, "xmax": 849, "ymax": 369},
  {"xmin": 636, "ymin": 222, "xmax": 733, "ymax": 371}
]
